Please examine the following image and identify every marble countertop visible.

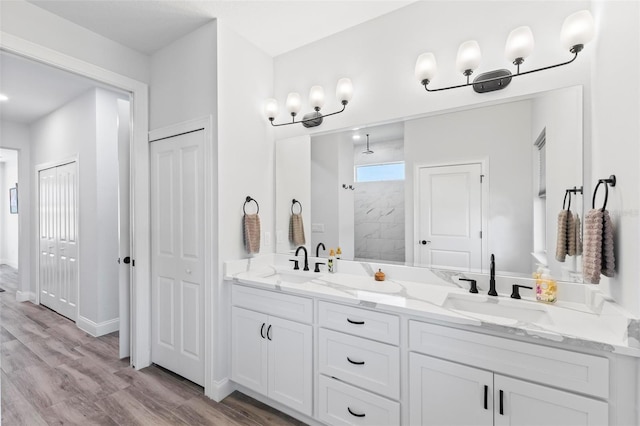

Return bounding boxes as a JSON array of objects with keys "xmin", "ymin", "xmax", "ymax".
[{"xmin": 224, "ymin": 255, "xmax": 640, "ymax": 357}]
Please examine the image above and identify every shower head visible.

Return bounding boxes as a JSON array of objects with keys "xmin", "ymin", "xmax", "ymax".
[{"xmin": 362, "ymin": 133, "xmax": 374, "ymax": 154}]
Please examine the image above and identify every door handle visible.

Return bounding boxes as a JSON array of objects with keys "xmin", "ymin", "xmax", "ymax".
[
  {"xmin": 260, "ymin": 323, "xmax": 266, "ymax": 339},
  {"xmin": 484, "ymin": 385, "xmax": 488, "ymax": 410},
  {"xmin": 420, "ymin": 240, "xmax": 431, "ymax": 245},
  {"xmin": 499, "ymin": 389, "xmax": 504, "ymax": 415},
  {"xmin": 266, "ymin": 324, "xmax": 272, "ymax": 341},
  {"xmin": 123, "ymin": 256, "xmax": 131, "ymax": 264}
]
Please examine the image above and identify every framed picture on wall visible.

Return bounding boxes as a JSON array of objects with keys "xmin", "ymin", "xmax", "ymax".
[{"xmin": 9, "ymin": 184, "xmax": 18, "ymax": 214}]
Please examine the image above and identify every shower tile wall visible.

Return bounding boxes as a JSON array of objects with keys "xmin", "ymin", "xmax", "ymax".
[{"xmin": 354, "ymin": 138, "xmax": 405, "ymax": 263}]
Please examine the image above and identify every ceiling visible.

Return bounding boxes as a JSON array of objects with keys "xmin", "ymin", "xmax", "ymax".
[
  {"xmin": 1, "ymin": 1, "xmax": 412, "ymax": 124},
  {"xmin": 27, "ymin": 1, "xmax": 414, "ymax": 57},
  {"xmin": 0, "ymin": 51, "xmax": 126, "ymax": 124}
]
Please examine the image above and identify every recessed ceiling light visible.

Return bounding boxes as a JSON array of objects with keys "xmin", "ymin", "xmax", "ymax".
[
  {"xmin": 0, "ymin": 94, "xmax": 8, "ymax": 102},
  {"xmin": 352, "ymin": 134, "xmax": 361, "ymax": 140}
]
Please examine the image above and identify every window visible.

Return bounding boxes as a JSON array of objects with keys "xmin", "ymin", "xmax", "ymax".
[{"xmin": 355, "ymin": 162, "xmax": 405, "ymax": 182}]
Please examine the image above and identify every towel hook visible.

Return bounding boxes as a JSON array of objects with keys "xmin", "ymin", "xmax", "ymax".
[
  {"xmin": 562, "ymin": 190, "xmax": 572, "ymax": 211},
  {"xmin": 243, "ymin": 196, "xmax": 259, "ymax": 215},
  {"xmin": 592, "ymin": 175, "xmax": 616, "ymax": 210},
  {"xmin": 291, "ymin": 199, "xmax": 302, "ymax": 215}
]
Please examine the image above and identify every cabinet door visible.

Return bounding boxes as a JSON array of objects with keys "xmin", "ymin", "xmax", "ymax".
[
  {"xmin": 409, "ymin": 353, "xmax": 493, "ymax": 426},
  {"xmin": 494, "ymin": 375, "xmax": 608, "ymax": 426},
  {"xmin": 267, "ymin": 315, "xmax": 313, "ymax": 416},
  {"xmin": 231, "ymin": 307, "xmax": 268, "ymax": 394}
]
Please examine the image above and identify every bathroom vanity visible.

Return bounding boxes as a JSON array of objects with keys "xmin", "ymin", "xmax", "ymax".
[{"xmin": 225, "ymin": 255, "xmax": 639, "ymax": 426}]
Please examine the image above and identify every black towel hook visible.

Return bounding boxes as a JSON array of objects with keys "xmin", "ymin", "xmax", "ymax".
[
  {"xmin": 243, "ymin": 196, "xmax": 259, "ymax": 215},
  {"xmin": 291, "ymin": 199, "xmax": 302, "ymax": 215},
  {"xmin": 562, "ymin": 190, "xmax": 572, "ymax": 211},
  {"xmin": 592, "ymin": 175, "xmax": 616, "ymax": 210}
]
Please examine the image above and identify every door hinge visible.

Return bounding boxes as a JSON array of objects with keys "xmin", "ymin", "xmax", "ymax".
[
  {"xmin": 479, "ymin": 231, "xmax": 483, "ymax": 238},
  {"xmin": 480, "ymin": 174, "xmax": 485, "ymax": 183},
  {"xmin": 132, "ymin": 259, "xmax": 135, "ymax": 267}
]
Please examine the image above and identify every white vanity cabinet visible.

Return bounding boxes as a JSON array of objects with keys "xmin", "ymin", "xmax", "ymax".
[
  {"xmin": 231, "ymin": 286, "xmax": 313, "ymax": 416},
  {"xmin": 409, "ymin": 321, "xmax": 609, "ymax": 426},
  {"xmin": 318, "ymin": 301, "xmax": 401, "ymax": 425}
]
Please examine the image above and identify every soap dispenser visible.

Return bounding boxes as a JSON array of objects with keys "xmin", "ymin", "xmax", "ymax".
[
  {"xmin": 328, "ymin": 249, "xmax": 335, "ymax": 273},
  {"xmin": 536, "ymin": 268, "xmax": 557, "ymax": 303}
]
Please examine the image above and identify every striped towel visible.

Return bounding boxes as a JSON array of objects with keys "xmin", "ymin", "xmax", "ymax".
[
  {"xmin": 243, "ymin": 214, "xmax": 261, "ymax": 254},
  {"xmin": 289, "ymin": 213, "xmax": 305, "ymax": 246},
  {"xmin": 555, "ymin": 210, "xmax": 574, "ymax": 262},
  {"xmin": 583, "ymin": 209, "xmax": 615, "ymax": 283}
]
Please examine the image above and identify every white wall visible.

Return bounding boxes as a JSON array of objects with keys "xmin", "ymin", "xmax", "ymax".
[
  {"xmin": 31, "ymin": 88, "xmax": 122, "ymax": 326},
  {"xmin": 405, "ymin": 101, "xmax": 532, "ymax": 274},
  {"xmin": 0, "ymin": 0, "xmax": 149, "ymax": 83},
  {"xmin": 0, "ymin": 149, "xmax": 19, "ymax": 268},
  {"xmin": 216, "ymin": 21, "xmax": 274, "ymax": 386},
  {"xmin": 272, "ymin": 1, "xmax": 640, "ymax": 315},
  {"xmin": 0, "ymin": 121, "xmax": 31, "ymax": 295}
]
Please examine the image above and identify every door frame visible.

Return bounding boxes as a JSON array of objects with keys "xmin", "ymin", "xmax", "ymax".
[
  {"xmin": 414, "ymin": 159, "xmax": 489, "ymax": 272},
  {"xmin": 148, "ymin": 116, "xmax": 214, "ymax": 396},
  {"xmin": 1, "ymin": 32, "xmax": 151, "ymax": 371},
  {"xmin": 35, "ymin": 157, "xmax": 79, "ymax": 316}
]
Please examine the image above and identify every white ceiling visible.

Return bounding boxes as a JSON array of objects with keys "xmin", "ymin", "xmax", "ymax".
[
  {"xmin": 27, "ymin": 0, "xmax": 414, "ymax": 57},
  {"xmin": 0, "ymin": 51, "xmax": 126, "ymax": 124}
]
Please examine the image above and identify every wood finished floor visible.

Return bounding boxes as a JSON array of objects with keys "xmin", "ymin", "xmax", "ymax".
[{"xmin": 0, "ymin": 265, "xmax": 307, "ymax": 425}]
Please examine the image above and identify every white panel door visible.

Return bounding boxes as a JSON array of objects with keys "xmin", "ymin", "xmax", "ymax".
[
  {"xmin": 267, "ymin": 315, "xmax": 313, "ymax": 416},
  {"xmin": 150, "ymin": 130, "xmax": 205, "ymax": 386},
  {"xmin": 39, "ymin": 163, "xmax": 78, "ymax": 321},
  {"xmin": 417, "ymin": 163, "xmax": 482, "ymax": 271},
  {"xmin": 409, "ymin": 352, "xmax": 493, "ymax": 426},
  {"xmin": 494, "ymin": 375, "xmax": 608, "ymax": 426}
]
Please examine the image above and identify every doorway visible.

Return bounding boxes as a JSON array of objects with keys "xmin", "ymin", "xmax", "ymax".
[
  {"xmin": 0, "ymin": 148, "xmax": 20, "ymax": 287},
  {"xmin": 416, "ymin": 162, "xmax": 484, "ymax": 271}
]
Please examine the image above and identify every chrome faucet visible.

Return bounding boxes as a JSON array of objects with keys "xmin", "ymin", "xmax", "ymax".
[
  {"xmin": 488, "ymin": 254, "xmax": 498, "ymax": 296},
  {"xmin": 295, "ymin": 246, "xmax": 309, "ymax": 271}
]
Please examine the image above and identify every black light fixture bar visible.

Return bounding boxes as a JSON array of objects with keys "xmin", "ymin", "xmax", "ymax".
[
  {"xmin": 269, "ymin": 103, "xmax": 347, "ymax": 127},
  {"xmin": 422, "ymin": 50, "xmax": 579, "ymax": 93}
]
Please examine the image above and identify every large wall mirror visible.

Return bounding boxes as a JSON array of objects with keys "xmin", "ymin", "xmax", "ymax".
[{"xmin": 276, "ymin": 86, "xmax": 583, "ymax": 281}]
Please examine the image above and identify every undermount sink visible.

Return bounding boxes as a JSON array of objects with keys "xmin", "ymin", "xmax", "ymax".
[
  {"xmin": 442, "ymin": 293, "xmax": 552, "ymax": 324},
  {"xmin": 266, "ymin": 271, "xmax": 319, "ymax": 284}
]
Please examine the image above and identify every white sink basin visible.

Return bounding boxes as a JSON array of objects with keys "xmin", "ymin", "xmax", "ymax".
[
  {"xmin": 442, "ymin": 293, "xmax": 552, "ymax": 325},
  {"xmin": 267, "ymin": 270, "xmax": 320, "ymax": 284}
]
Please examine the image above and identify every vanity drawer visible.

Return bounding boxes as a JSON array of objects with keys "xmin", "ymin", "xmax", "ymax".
[
  {"xmin": 318, "ymin": 301, "xmax": 399, "ymax": 345},
  {"xmin": 232, "ymin": 285, "xmax": 312, "ymax": 324},
  {"xmin": 319, "ymin": 328, "xmax": 400, "ymax": 399},
  {"xmin": 409, "ymin": 321, "xmax": 609, "ymax": 399},
  {"xmin": 318, "ymin": 375, "xmax": 400, "ymax": 426}
]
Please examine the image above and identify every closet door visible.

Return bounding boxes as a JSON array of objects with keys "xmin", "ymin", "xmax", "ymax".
[{"xmin": 38, "ymin": 162, "xmax": 78, "ymax": 321}]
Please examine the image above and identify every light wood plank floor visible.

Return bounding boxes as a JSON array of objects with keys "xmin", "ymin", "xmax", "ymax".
[{"xmin": 0, "ymin": 265, "xmax": 307, "ymax": 425}]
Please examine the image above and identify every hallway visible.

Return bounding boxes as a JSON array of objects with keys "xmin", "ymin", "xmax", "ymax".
[{"xmin": 0, "ymin": 266, "xmax": 304, "ymax": 425}]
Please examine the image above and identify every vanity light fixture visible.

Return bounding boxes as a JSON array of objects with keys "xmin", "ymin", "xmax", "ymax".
[
  {"xmin": 415, "ymin": 10, "xmax": 595, "ymax": 93},
  {"xmin": 265, "ymin": 78, "xmax": 353, "ymax": 128}
]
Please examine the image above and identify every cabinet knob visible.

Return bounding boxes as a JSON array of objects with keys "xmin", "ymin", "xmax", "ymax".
[{"xmin": 420, "ymin": 240, "xmax": 431, "ymax": 245}]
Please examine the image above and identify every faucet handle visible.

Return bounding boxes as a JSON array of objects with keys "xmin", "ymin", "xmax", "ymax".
[
  {"xmin": 289, "ymin": 259, "xmax": 299, "ymax": 270},
  {"xmin": 510, "ymin": 284, "xmax": 533, "ymax": 299},
  {"xmin": 459, "ymin": 278, "xmax": 478, "ymax": 294},
  {"xmin": 314, "ymin": 262, "xmax": 325, "ymax": 273}
]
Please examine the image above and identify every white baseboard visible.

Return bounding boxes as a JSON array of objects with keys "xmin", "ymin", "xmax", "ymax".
[
  {"xmin": 15, "ymin": 291, "xmax": 35, "ymax": 302},
  {"xmin": 206, "ymin": 377, "xmax": 234, "ymax": 402},
  {"xmin": 0, "ymin": 259, "xmax": 18, "ymax": 269},
  {"xmin": 77, "ymin": 316, "xmax": 119, "ymax": 337}
]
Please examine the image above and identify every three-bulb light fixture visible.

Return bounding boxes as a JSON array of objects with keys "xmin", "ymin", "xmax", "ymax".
[
  {"xmin": 415, "ymin": 10, "xmax": 595, "ymax": 93},
  {"xmin": 265, "ymin": 78, "xmax": 353, "ymax": 128}
]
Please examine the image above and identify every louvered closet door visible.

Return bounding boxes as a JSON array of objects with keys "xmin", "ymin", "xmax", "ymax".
[
  {"xmin": 39, "ymin": 162, "xmax": 78, "ymax": 321},
  {"xmin": 150, "ymin": 130, "xmax": 205, "ymax": 386}
]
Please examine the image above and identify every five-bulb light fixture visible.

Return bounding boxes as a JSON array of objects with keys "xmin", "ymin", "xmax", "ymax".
[
  {"xmin": 265, "ymin": 78, "xmax": 353, "ymax": 128},
  {"xmin": 415, "ymin": 10, "xmax": 595, "ymax": 93}
]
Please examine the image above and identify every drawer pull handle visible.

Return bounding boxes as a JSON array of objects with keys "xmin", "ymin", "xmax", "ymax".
[
  {"xmin": 260, "ymin": 323, "xmax": 266, "ymax": 339},
  {"xmin": 347, "ymin": 357, "xmax": 365, "ymax": 365},
  {"xmin": 484, "ymin": 385, "xmax": 488, "ymax": 410},
  {"xmin": 347, "ymin": 407, "xmax": 366, "ymax": 418},
  {"xmin": 499, "ymin": 389, "xmax": 504, "ymax": 415},
  {"xmin": 347, "ymin": 318, "xmax": 365, "ymax": 325}
]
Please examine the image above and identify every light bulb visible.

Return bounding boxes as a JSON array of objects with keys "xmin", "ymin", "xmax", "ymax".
[
  {"xmin": 505, "ymin": 26, "xmax": 535, "ymax": 64},
  {"xmin": 456, "ymin": 40, "xmax": 482, "ymax": 74},
  {"xmin": 415, "ymin": 52, "xmax": 438, "ymax": 84},
  {"xmin": 561, "ymin": 10, "xmax": 595, "ymax": 52},
  {"xmin": 285, "ymin": 92, "xmax": 302, "ymax": 116},
  {"xmin": 309, "ymin": 86, "xmax": 325, "ymax": 110},
  {"xmin": 336, "ymin": 78, "xmax": 353, "ymax": 104},
  {"xmin": 264, "ymin": 98, "xmax": 278, "ymax": 120}
]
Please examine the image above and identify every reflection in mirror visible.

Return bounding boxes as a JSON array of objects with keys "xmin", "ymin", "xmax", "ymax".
[{"xmin": 275, "ymin": 86, "xmax": 583, "ymax": 281}]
